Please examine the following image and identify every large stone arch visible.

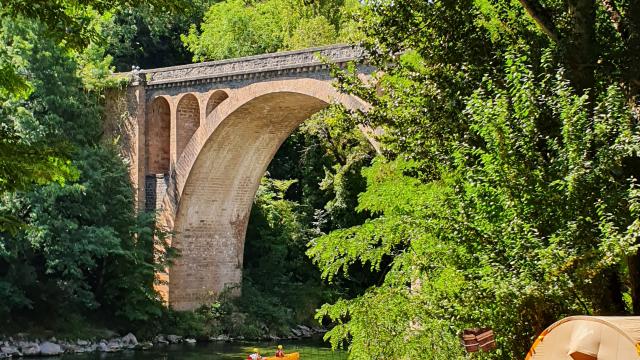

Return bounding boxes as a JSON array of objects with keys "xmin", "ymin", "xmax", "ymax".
[{"xmin": 157, "ymin": 79, "xmax": 365, "ymax": 310}]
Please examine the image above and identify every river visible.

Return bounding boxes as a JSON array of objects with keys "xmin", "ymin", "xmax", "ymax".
[{"xmin": 68, "ymin": 338, "xmax": 347, "ymax": 360}]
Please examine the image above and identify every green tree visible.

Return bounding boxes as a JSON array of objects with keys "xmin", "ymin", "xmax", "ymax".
[
  {"xmin": 0, "ymin": 18, "xmax": 169, "ymax": 328},
  {"xmin": 94, "ymin": 1, "xmax": 211, "ymax": 71},
  {"xmin": 312, "ymin": 64, "xmax": 640, "ymax": 358},
  {"xmin": 182, "ymin": 0, "xmax": 362, "ymax": 61},
  {"xmin": 307, "ymin": 0, "xmax": 640, "ymax": 358},
  {"xmin": 0, "ymin": 0, "xmax": 184, "ymax": 49},
  {"xmin": 309, "ymin": 159, "xmax": 466, "ymax": 359},
  {"xmin": 0, "ymin": 16, "xmax": 81, "ymax": 230},
  {"xmin": 0, "ymin": 0, "xmax": 187, "ymax": 203}
]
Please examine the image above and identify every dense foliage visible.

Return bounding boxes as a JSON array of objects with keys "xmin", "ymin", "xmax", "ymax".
[
  {"xmin": 0, "ymin": 17, "xmax": 78, "ymax": 202},
  {"xmin": 95, "ymin": 1, "xmax": 211, "ymax": 71},
  {"xmin": 182, "ymin": 0, "xmax": 362, "ymax": 61},
  {"xmin": 0, "ymin": 8, "xmax": 172, "ymax": 331},
  {"xmin": 307, "ymin": 0, "xmax": 640, "ymax": 359},
  {"xmin": 0, "ymin": 0, "xmax": 189, "ymax": 200}
]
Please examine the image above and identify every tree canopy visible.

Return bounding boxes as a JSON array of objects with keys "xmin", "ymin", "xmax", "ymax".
[
  {"xmin": 0, "ymin": 0, "xmax": 179, "ymax": 331},
  {"xmin": 182, "ymin": 0, "xmax": 362, "ymax": 61},
  {"xmin": 306, "ymin": 0, "xmax": 640, "ymax": 358}
]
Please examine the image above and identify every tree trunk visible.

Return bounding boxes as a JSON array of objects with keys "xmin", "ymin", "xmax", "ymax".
[
  {"xmin": 565, "ymin": 0, "xmax": 597, "ymax": 95},
  {"xmin": 603, "ymin": 268, "xmax": 627, "ymax": 314},
  {"xmin": 628, "ymin": 251, "xmax": 640, "ymax": 314},
  {"xmin": 626, "ymin": 1, "xmax": 640, "ymax": 102}
]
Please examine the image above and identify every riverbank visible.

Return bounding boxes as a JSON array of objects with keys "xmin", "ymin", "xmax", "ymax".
[{"xmin": 0, "ymin": 325, "xmax": 326, "ymax": 358}]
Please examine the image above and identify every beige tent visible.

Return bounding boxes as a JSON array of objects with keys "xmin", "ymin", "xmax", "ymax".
[{"xmin": 526, "ymin": 316, "xmax": 640, "ymax": 360}]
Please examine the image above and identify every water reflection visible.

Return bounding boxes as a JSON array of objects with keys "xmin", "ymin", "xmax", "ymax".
[{"xmin": 67, "ymin": 338, "xmax": 347, "ymax": 360}]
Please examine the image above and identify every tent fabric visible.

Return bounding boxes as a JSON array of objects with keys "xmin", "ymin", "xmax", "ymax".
[{"xmin": 525, "ymin": 316, "xmax": 640, "ymax": 360}]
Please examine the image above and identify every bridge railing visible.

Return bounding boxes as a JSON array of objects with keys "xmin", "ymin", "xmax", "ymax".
[{"xmin": 121, "ymin": 44, "xmax": 365, "ymax": 89}]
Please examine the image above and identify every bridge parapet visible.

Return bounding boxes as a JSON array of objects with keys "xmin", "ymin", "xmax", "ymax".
[{"xmin": 139, "ymin": 44, "xmax": 364, "ymax": 89}]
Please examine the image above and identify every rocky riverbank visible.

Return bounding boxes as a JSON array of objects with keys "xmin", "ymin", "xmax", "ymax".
[
  {"xmin": 0, "ymin": 333, "xmax": 145, "ymax": 358},
  {"xmin": 0, "ymin": 325, "xmax": 325, "ymax": 358}
]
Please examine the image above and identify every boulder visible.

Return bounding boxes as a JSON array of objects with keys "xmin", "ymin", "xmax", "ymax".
[
  {"xmin": 61, "ymin": 343, "xmax": 81, "ymax": 353},
  {"xmin": 184, "ymin": 338, "xmax": 196, "ymax": 344},
  {"xmin": 20, "ymin": 343, "xmax": 40, "ymax": 356},
  {"xmin": 297, "ymin": 325, "xmax": 313, "ymax": 337},
  {"xmin": 212, "ymin": 334, "xmax": 230, "ymax": 342},
  {"xmin": 76, "ymin": 339, "xmax": 90, "ymax": 346},
  {"xmin": 107, "ymin": 339, "xmax": 122, "ymax": 352},
  {"xmin": 122, "ymin": 333, "xmax": 138, "ymax": 348},
  {"xmin": 98, "ymin": 341, "xmax": 109, "ymax": 352},
  {"xmin": 154, "ymin": 335, "xmax": 169, "ymax": 344},
  {"xmin": 138, "ymin": 341, "xmax": 153, "ymax": 350},
  {"xmin": 39, "ymin": 341, "xmax": 63, "ymax": 356},
  {"xmin": 0, "ymin": 345, "xmax": 20, "ymax": 357},
  {"xmin": 166, "ymin": 335, "xmax": 182, "ymax": 344}
]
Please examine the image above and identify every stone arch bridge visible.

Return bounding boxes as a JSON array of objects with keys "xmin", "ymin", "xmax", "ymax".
[{"xmin": 104, "ymin": 45, "xmax": 373, "ymax": 310}]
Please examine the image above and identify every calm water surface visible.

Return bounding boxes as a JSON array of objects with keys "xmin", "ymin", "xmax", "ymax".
[{"xmin": 67, "ymin": 338, "xmax": 347, "ymax": 360}]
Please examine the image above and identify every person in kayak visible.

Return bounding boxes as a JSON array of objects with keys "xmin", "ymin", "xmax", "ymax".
[
  {"xmin": 247, "ymin": 348, "xmax": 262, "ymax": 360},
  {"xmin": 275, "ymin": 345, "xmax": 285, "ymax": 357}
]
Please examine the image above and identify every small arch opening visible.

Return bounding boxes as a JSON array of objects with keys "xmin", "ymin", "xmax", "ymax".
[
  {"xmin": 146, "ymin": 97, "xmax": 170, "ymax": 174},
  {"xmin": 205, "ymin": 90, "xmax": 229, "ymax": 117},
  {"xmin": 176, "ymin": 94, "xmax": 201, "ymax": 158}
]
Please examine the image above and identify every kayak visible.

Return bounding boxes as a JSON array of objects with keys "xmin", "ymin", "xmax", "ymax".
[{"xmin": 263, "ymin": 352, "xmax": 300, "ymax": 360}]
